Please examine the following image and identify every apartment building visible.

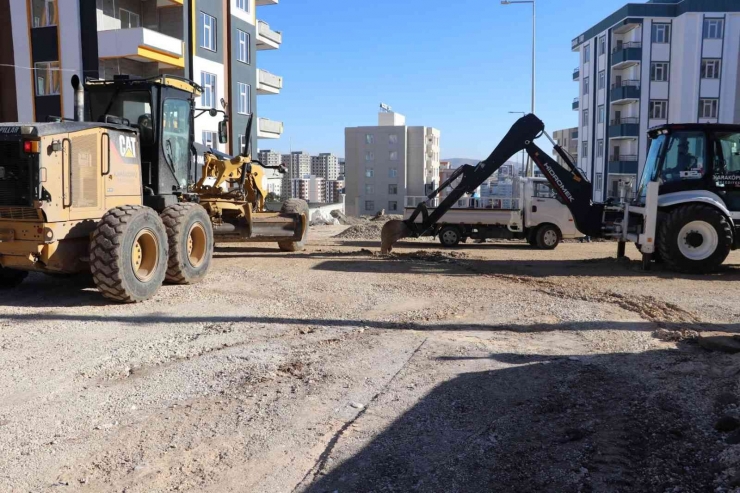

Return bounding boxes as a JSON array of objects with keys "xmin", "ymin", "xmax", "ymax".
[
  {"xmin": 325, "ymin": 179, "xmax": 344, "ymax": 204},
  {"xmin": 311, "ymin": 153, "xmax": 340, "ymax": 181},
  {"xmin": 552, "ymin": 127, "xmax": 579, "ymax": 167},
  {"xmin": 257, "ymin": 149, "xmax": 283, "ymax": 198},
  {"xmin": 280, "ymin": 151, "xmax": 311, "ymax": 200},
  {"xmin": 572, "ymin": 0, "xmax": 740, "ymax": 200},
  {"xmin": 345, "ymin": 111, "xmax": 440, "ymax": 216},
  {"xmin": 291, "ymin": 176, "xmax": 325, "ymax": 203},
  {"xmin": 2, "ymin": 0, "xmax": 284, "ymax": 154}
]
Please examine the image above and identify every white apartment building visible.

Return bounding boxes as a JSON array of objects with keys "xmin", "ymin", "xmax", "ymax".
[
  {"xmin": 280, "ymin": 151, "xmax": 311, "ymax": 200},
  {"xmin": 292, "ymin": 176, "xmax": 325, "ymax": 204},
  {"xmin": 311, "ymin": 153, "xmax": 341, "ymax": 181},
  {"xmin": 572, "ymin": 0, "xmax": 740, "ymax": 200},
  {"xmin": 345, "ymin": 111, "xmax": 440, "ymax": 216},
  {"xmin": 2, "ymin": 0, "xmax": 284, "ymax": 155}
]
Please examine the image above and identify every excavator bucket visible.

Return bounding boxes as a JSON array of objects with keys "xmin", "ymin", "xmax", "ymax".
[{"xmin": 380, "ymin": 220, "xmax": 413, "ymax": 254}]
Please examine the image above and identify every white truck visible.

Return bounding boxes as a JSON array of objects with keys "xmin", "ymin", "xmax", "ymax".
[{"xmin": 404, "ymin": 177, "xmax": 583, "ymax": 249}]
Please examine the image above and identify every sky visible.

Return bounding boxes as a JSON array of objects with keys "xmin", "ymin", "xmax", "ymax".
[{"xmin": 256, "ymin": 0, "xmax": 632, "ymax": 160}]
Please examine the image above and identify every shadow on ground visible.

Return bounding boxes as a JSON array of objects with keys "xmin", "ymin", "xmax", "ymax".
[{"xmin": 303, "ymin": 348, "xmax": 735, "ymax": 493}]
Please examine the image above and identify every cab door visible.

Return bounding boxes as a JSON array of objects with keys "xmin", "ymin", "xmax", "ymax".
[
  {"xmin": 711, "ymin": 130, "xmax": 740, "ymax": 213},
  {"xmin": 528, "ymin": 181, "xmax": 579, "ymax": 236}
]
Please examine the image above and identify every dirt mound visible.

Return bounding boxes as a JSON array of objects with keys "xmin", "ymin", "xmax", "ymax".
[
  {"xmin": 330, "ymin": 210, "xmax": 362, "ymax": 226},
  {"xmin": 332, "ymin": 223, "xmax": 384, "ymax": 240}
]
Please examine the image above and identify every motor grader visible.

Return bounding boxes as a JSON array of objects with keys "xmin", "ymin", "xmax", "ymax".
[{"xmin": 0, "ymin": 75, "xmax": 308, "ymax": 302}]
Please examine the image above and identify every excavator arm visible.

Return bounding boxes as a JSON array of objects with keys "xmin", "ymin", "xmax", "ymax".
[{"xmin": 380, "ymin": 114, "xmax": 605, "ymax": 253}]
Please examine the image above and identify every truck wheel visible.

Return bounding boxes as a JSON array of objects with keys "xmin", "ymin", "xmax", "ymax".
[
  {"xmin": 536, "ymin": 224, "xmax": 561, "ymax": 250},
  {"xmin": 439, "ymin": 226, "xmax": 461, "ymax": 247},
  {"xmin": 657, "ymin": 204, "xmax": 732, "ymax": 274},
  {"xmin": 278, "ymin": 199, "xmax": 309, "ymax": 252},
  {"xmin": 0, "ymin": 267, "xmax": 27, "ymax": 289},
  {"xmin": 161, "ymin": 203, "xmax": 214, "ymax": 284},
  {"xmin": 90, "ymin": 205, "xmax": 168, "ymax": 303}
]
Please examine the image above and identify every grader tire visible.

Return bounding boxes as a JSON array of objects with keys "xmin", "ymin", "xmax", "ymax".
[
  {"xmin": 161, "ymin": 203, "xmax": 214, "ymax": 284},
  {"xmin": 90, "ymin": 205, "xmax": 168, "ymax": 303},
  {"xmin": 278, "ymin": 199, "xmax": 309, "ymax": 252},
  {"xmin": 0, "ymin": 267, "xmax": 27, "ymax": 289}
]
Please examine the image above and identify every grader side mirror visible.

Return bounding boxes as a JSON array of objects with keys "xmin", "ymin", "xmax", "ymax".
[{"xmin": 218, "ymin": 120, "xmax": 228, "ymax": 144}]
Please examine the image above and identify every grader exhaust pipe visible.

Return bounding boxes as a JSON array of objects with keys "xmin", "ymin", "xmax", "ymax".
[{"xmin": 71, "ymin": 75, "xmax": 84, "ymax": 122}]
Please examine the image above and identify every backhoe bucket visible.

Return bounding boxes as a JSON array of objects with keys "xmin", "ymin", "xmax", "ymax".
[{"xmin": 380, "ymin": 220, "xmax": 413, "ymax": 254}]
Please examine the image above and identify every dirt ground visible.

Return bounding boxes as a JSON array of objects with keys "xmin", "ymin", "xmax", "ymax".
[{"xmin": 2, "ymin": 225, "xmax": 740, "ymax": 493}]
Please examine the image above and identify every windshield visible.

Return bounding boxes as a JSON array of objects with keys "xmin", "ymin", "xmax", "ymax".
[
  {"xmin": 162, "ymin": 98, "xmax": 192, "ymax": 188},
  {"xmin": 637, "ymin": 134, "xmax": 665, "ymax": 202},
  {"xmin": 88, "ymin": 89, "xmax": 152, "ymax": 128}
]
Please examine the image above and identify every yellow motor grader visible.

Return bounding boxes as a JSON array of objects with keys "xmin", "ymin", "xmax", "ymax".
[{"xmin": 0, "ymin": 75, "xmax": 307, "ymax": 302}]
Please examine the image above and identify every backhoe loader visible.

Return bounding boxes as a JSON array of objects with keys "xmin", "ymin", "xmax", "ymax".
[{"xmin": 0, "ymin": 75, "xmax": 307, "ymax": 302}]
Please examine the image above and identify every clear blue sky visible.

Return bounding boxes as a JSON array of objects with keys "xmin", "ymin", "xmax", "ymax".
[{"xmin": 256, "ymin": 0, "xmax": 630, "ymax": 160}]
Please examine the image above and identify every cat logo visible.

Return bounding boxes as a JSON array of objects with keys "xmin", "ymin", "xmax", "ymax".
[{"xmin": 119, "ymin": 135, "xmax": 137, "ymax": 159}]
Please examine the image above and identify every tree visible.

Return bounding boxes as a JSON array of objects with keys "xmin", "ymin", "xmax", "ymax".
[{"xmin": 265, "ymin": 192, "xmax": 280, "ymax": 202}]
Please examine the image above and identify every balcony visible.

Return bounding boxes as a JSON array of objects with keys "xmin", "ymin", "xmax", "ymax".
[
  {"xmin": 258, "ymin": 117, "xmax": 283, "ymax": 139},
  {"xmin": 156, "ymin": 0, "xmax": 182, "ymax": 6},
  {"xmin": 573, "ymin": 67, "xmax": 579, "ymax": 80},
  {"xmin": 257, "ymin": 69, "xmax": 283, "ymax": 95},
  {"xmin": 609, "ymin": 118, "xmax": 640, "ymax": 139},
  {"xmin": 610, "ymin": 80, "xmax": 641, "ymax": 104},
  {"xmin": 257, "ymin": 20, "xmax": 282, "ymax": 50},
  {"xmin": 256, "ymin": 0, "xmax": 278, "ymax": 4},
  {"xmin": 608, "ymin": 154, "xmax": 639, "ymax": 174},
  {"xmin": 572, "ymin": 97, "xmax": 579, "ymax": 111},
  {"xmin": 98, "ymin": 28, "xmax": 184, "ymax": 68},
  {"xmin": 611, "ymin": 42, "xmax": 642, "ymax": 69}
]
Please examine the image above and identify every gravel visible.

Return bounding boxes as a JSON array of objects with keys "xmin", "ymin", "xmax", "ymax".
[{"xmin": 1, "ymin": 232, "xmax": 740, "ymax": 492}]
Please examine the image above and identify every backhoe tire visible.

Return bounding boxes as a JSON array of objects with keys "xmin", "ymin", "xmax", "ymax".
[
  {"xmin": 439, "ymin": 226, "xmax": 462, "ymax": 247},
  {"xmin": 535, "ymin": 224, "xmax": 561, "ymax": 250},
  {"xmin": 278, "ymin": 199, "xmax": 309, "ymax": 252},
  {"xmin": 657, "ymin": 204, "xmax": 732, "ymax": 274},
  {"xmin": 161, "ymin": 203, "xmax": 214, "ymax": 284},
  {"xmin": 90, "ymin": 205, "xmax": 168, "ymax": 303},
  {"xmin": 0, "ymin": 267, "xmax": 27, "ymax": 289}
]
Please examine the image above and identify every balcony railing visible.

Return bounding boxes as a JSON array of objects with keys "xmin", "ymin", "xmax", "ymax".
[
  {"xmin": 610, "ymin": 117, "xmax": 639, "ymax": 125},
  {"xmin": 612, "ymin": 41, "xmax": 642, "ymax": 53},
  {"xmin": 257, "ymin": 69, "xmax": 283, "ymax": 94},
  {"xmin": 609, "ymin": 118, "xmax": 640, "ymax": 138},
  {"xmin": 611, "ymin": 42, "xmax": 642, "ymax": 67},
  {"xmin": 610, "ymin": 80, "xmax": 641, "ymax": 103},
  {"xmin": 572, "ymin": 97, "xmax": 580, "ymax": 110},
  {"xmin": 573, "ymin": 67, "xmax": 580, "ymax": 80},
  {"xmin": 257, "ymin": 20, "xmax": 282, "ymax": 48},
  {"xmin": 611, "ymin": 80, "xmax": 640, "ymax": 89},
  {"xmin": 609, "ymin": 154, "xmax": 638, "ymax": 162}
]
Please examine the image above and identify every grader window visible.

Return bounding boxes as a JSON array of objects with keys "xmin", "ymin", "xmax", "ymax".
[
  {"xmin": 162, "ymin": 99, "xmax": 192, "ymax": 188},
  {"xmin": 716, "ymin": 133, "xmax": 740, "ymax": 174}
]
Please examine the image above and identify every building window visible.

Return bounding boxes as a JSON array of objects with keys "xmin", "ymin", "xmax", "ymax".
[
  {"xmin": 598, "ymin": 105, "xmax": 605, "ymax": 124},
  {"xmin": 699, "ymin": 99, "xmax": 719, "ymax": 119},
  {"xmin": 389, "ymin": 134, "xmax": 398, "ymax": 145},
  {"xmin": 389, "ymin": 168, "xmax": 397, "ymax": 178},
  {"xmin": 201, "ymin": 72, "xmax": 216, "ymax": 108},
  {"xmin": 598, "ymin": 71, "xmax": 605, "ymax": 90},
  {"xmin": 365, "ymin": 200, "xmax": 374, "ymax": 211},
  {"xmin": 200, "ymin": 12, "xmax": 216, "ymax": 52},
  {"xmin": 389, "ymin": 184, "xmax": 398, "ymax": 195},
  {"xmin": 202, "ymin": 131, "xmax": 216, "ymax": 148},
  {"xmin": 388, "ymin": 201, "xmax": 398, "ymax": 212},
  {"xmin": 365, "ymin": 134, "xmax": 375, "ymax": 144},
  {"xmin": 31, "ymin": 0, "xmax": 57, "ymax": 27},
  {"xmin": 34, "ymin": 62, "xmax": 60, "ymax": 96},
  {"xmin": 701, "ymin": 59, "xmax": 721, "ymax": 79},
  {"xmin": 365, "ymin": 168, "xmax": 374, "ymax": 178},
  {"xmin": 649, "ymin": 100, "xmax": 668, "ymax": 119},
  {"xmin": 582, "ymin": 141, "xmax": 588, "ymax": 157},
  {"xmin": 236, "ymin": 0, "xmax": 249, "ymax": 12},
  {"xmin": 238, "ymin": 83, "xmax": 250, "ymax": 115},
  {"xmin": 237, "ymin": 30, "xmax": 250, "ymax": 64},
  {"xmin": 652, "ymin": 23, "xmax": 671, "ymax": 44},
  {"xmin": 119, "ymin": 8, "xmax": 140, "ymax": 28},
  {"xmin": 599, "ymin": 36, "xmax": 606, "ymax": 56},
  {"xmin": 650, "ymin": 62, "xmax": 669, "ymax": 82},
  {"xmin": 595, "ymin": 173, "xmax": 603, "ymax": 192},
  {"xmin": 583, "ymin": 77, "xmax": 589, "ymax": 95},
  {"xmin": 597, "ymin": 139, "xmax": 604, "ymax": 158},
  {"xmin": 389, "ymin": 151, "xmax": 398, "ymax": 161},
  {"xmin": 583, "ymin": 44, "xmax": 590, "ymax": 63},
  {"xmin": 365, "ymin": 184, "xmax": 374, "ymax": 194},
  {"xmin": 704, "ymin": 19, "xmax": 724, "ymax": 39},
  {"xmin": 365, "ymin": 151, "xmax": 374, "ymax": 161},
  {"xmin": 582, "ymin": 109, "xmax": 589, "ymax": 127}
]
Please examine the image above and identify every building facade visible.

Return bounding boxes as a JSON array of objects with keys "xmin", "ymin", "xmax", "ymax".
[
  {"xmin": 345, "ymin": 111, "xmax": 440, "ymax": 216},
  {"xmin": 2, "ymin": 0, "xmax": 283, "ymax": 154},
  {"xmin": 310, "ymin": 153, "xmax": 340, "ymax": 181},
  {"xmin": 325, "ymin": 179, "xmax": 344, "ymax": 204},
  {"xmin": 572, "ymin": 0, "xmax": 740, "ymax": 200},
  {"xmin": 291, "ymin": 176, "xmax": 325, "ymax": 203},
  {"xmin": 552, "ymin": 127, "xmax": 579, "ymax": 167}
]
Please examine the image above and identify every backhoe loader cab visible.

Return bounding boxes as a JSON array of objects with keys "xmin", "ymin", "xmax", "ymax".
[{"xmin": 619, "ymin": 124, "xmax": 740, "ymax": 272}]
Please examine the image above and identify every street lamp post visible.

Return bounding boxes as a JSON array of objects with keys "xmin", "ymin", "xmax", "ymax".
[
  {"xmin": 502, "ymin": 0, "xmax": 535, "ymax": 176},
  {"xmin": 508, "ymin": 111, "xmax": 527, "ymax": 175}
]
